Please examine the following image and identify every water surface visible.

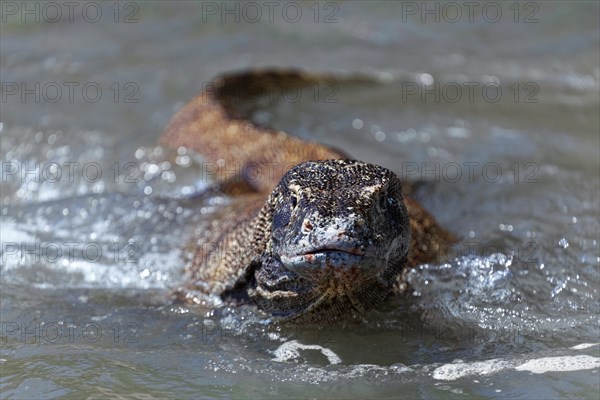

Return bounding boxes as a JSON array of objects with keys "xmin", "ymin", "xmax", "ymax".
[{"xmin": 1, "ymin": 2, "xmax": 599, "ymax": 398}]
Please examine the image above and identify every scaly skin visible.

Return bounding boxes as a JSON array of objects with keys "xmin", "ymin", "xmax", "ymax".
[{"xmin": 161, "ymin": 69, "xmax": 454, "ymax": 321}]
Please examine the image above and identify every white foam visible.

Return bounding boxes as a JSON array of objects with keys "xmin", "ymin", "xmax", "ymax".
[
  {"xmin": 433, "ymin": 354, "xmax": 600, "ymax": 381},
  {"xmin": 61, "ymin": 259, "xmax": 145, "ymax": 288},
  {"xmin": 0, "ymin": 219, "xmax": 35, "ymax": 244},
  {"xmin": 0, "ymin": 219, "xmax": 37, "ymax": 271},
  {"xmin": 432, "ymin": 359, "xmax": 512, "ymax": 381},
  {"xmin": 571, "ymin": 343, "xmax": 600, "ymax": 350},
  {"xmin": 56, "ymin": 248, "xmax": 181, "ymax": 289},
  {"xmin": 515, "ymin": 355, "xmax": 600, "ymax": 374},
  {"xmin": 272, "ymin": 340, "xmax": 342, "ymax": 365}
]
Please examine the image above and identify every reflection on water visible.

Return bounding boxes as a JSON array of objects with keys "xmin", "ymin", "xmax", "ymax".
[{"xmin": 1, "ymin": 1, "xmax": 599, "ymax": 399}]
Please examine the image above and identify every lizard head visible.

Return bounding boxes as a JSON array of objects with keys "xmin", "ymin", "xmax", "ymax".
[{"xmin": 248, "ymin": 159, "xmax": 410, "ymax": 322}]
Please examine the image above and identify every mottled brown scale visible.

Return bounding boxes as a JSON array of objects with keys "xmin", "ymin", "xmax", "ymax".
[
  {"xmin": 161, "ymin": 69, "xmax": 346, "ymax": 194},
  {"xmin": 161, "ymin": 68, "xmax": 454, "ymax": 321}
]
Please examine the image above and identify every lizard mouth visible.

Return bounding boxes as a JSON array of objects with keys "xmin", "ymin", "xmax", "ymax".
[
  {"xmin": 301, "ymin": 247, "xmax": 365, "ymax": 257},
  {"xmin": 281, "ymin": 246, "xmax": 366, "ymax": 265},
  {"xmin": 279, "ymin": 245, "xmax": 383, "ymax": 277}
]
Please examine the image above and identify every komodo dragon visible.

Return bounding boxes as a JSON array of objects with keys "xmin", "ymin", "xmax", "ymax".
[{"xmin": 160, "ymin": 69, "xmax": 453, "ymax": 322}]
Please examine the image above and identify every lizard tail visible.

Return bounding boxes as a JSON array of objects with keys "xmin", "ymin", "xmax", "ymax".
[{"xmin": 160, "ymin": 68, "xmax": 357, "ymax": 194}]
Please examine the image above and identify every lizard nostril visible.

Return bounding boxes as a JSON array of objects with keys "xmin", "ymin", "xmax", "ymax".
[
  {"xmin": 303, "ymin": 219, "xmax": 313, "ymax": 232},
  {"xmin": 354, "ymin": 219, "xmax": 366, "ymax": 232},
  {"xmin": 378, "ymin": 194, "xmax": 387, "ymax": 212}
]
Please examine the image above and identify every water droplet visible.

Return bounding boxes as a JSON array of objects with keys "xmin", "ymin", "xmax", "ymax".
[
  {"xmin": 483, "ymin": 75, "xmax": 500, "ymax": 84},
  {"xmin": 374, "ymin": 130, "xmax": 386, "ymax": 142},
  {"xmin": 498, "ymin": 223, "xmax": 513, "ymax": 232},
  {"xmin": 352, "ymin": 119, "xmax": 363, "ymax": 129},
  {"xmin": 153, "ymin": 146, "xmax": 164, "ymax": 157},
  {"xmin": 176, "ymin": 155, "xmax": 190, "ymax": 167},
  {"xmin": 447, "ymin": 126, "xmax": 470, "ymax": 138},
  {"xmin": 419, "ymin": 73, "xmax": 434, "ymax": 85},
  {"xmin": 147, "ymin": 164, "xmax": 159, "ymax": 174}
]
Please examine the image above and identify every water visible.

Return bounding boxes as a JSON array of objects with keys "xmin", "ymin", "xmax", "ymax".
[{"xmin": 1, "ymin": 1, "xmax": 599, "ymax": 398}]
